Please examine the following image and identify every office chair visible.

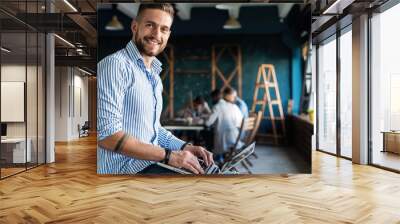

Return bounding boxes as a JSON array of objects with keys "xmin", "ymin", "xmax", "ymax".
[
  {"xmin": 78, "ymin": 121, "xmax": 90, "ymax": 138},
  {"xmin": 224, "ymin": 111, "xmax": 262, "ymax": 174}
]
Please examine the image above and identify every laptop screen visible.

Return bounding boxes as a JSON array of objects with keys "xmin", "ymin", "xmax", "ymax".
[{"xmin": 221, "ymin": 142, "xmax": 255, "ymax": 172}]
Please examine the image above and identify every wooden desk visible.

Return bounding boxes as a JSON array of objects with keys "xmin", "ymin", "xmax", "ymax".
[
  {"xmin": 162, "ymin": 120, "xmax": 208, "ymax": 146},
  {"xmin": 286, "ymin": 115, "xmax": 313, "ymax": 164},
  {"xmin": 1, "ymin": 138, "xmax": 31, "ymax": 163},
  {"xmin": 382, "ymin": 131, "xmax": 400, "ymax": 154},
  {"xmin": 162, "ymin": 119, "xmax": 205, "ymax": 131}
]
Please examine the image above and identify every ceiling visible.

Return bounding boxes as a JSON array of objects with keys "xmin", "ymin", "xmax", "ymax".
[
  {"xmin": 98, "ymin": 3, "xmax": 308, "ymax": 37},
  {"xmin": 110, "ymin": 3, "xmax": 295, "ymax": 21},
  {"xmin": 0, "ymin": 0, "xmax": 98, "ymax": 72},
  {"xmin": 1, "ymin": 32, "xmax": 45, "ymax": 64},
  {"xmin": 1, "ymin": 0, "xmax": 389, "ymax": 74},
  {"xmin": 0, "ymin": 1, "xmax": 310, "ymax": 74}
]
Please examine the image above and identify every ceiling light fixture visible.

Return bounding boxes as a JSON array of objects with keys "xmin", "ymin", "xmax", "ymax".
[
  {"xmin": 75, "ymin": 42, "xmax": 85, "ymax": 48},
  {"xmin": 76, "ymin": 48, "xmax": 83, "ymax": 55},
  {"xmin": 105, "ymin": 15, "xmax": 124, "ymax": 31},
  {"xmin": 78, "ymin": 67, "xmax": 92, "ymax": 76},
  {"xmin": 216, "ymin": 4, "xmax": 242, "ymax": 30},
  {"xmin": 1, "ymin": 47, "xmax": 11, "ymax": 53},
  {"xmin": 76, "ymin": 49, "xmax": 87, "ymax": 56},
  {"xmin": 54, "ymin": 34, "xmax": 75, "ymax": 48},
  {"xmin": 216, "ymin": 4, "xmax": 233, "ymax": 10},
  {"xmin": 224, "ymin": 16, "xmax": 241, "ymax": 29},
  {"xmin": 63, "ymin": 0, "xmax": 78, "ymax": 12}
]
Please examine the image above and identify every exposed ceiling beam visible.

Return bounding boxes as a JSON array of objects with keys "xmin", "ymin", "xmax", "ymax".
[
  {"xmin": 311, "ymin": 15, "xmax": 334, "ymax": 33},
  {"xmin": 54, "ymin": 34, "xmax": 76, "ymax": 48},
  {"xmin": 52, "ymin": 0, "xmax": 97, "ymax": 47},
  {"xmin": 55, "ymin": 55, "xmax": 96, "ymax": 71},
  {"xmin": 86, "ymin": 0, "xmax": 96, "ymax": 12},
  {"xmin": 322, "ymin": 0, "xmax": 355, "ymax": 14},
  {"xmin": 53, "ymin": 0, "xmax": 77, "ymax": 13},
  {"xmin": 67, "ymin": 13, "xmax": 97, "ymax": 40}
]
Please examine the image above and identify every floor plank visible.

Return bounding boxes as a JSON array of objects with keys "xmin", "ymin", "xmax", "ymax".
[{"xmin": 0, "ymin": 135, "xmax": 400, "ymax": 223}]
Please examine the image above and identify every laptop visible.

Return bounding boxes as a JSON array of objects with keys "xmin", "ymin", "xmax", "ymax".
[{"xmin": 156, "ymin": 142, "xmax": 256, "ymax": 175}]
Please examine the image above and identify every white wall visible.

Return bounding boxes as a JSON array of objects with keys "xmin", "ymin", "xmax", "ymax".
[
  {"xmin": 1, "ymin": 65, "xmax": 26, "ymax": 142},
  {"xmin": 1, "ymin": 65, "xmax": 38, "ymax": 138},
  {"xmin": 55, "ymin": 66, "xmax": 69, "ymax": 141},
  {"xmin": 1, "ymin": 64, "xmax": 46, "ymax": 164},
  {"xmin": 72, "ymin": 72, "xmax": 89, "ymax": 138},
  {"xmin": 54, "ymin": 66, "xmax": 89, "ymax": 141}
]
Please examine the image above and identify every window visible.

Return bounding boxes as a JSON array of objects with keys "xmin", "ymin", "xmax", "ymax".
[
  {"xmin": 339, "ymin": 28, "xmax": 352, "ymax": 158},
  {"xmin": 0, "ymin": 1, "xmax": 47, "ymax": 179},
  {"xmin": 371, "ymin": 3, "xmax": 400, "ymax": 171},
  {"xmin": 317, "ymin": 36, "xmax": 337, "ymax": 154}
]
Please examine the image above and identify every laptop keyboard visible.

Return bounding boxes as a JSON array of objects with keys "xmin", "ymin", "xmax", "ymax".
[{"xmin": 198, "ymin": 159, "xmax": 220, "ymax": 174}]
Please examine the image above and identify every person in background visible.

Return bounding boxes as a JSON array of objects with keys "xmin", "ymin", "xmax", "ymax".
[
  {"xmin": 193, "ymin": 96, "xmax": 212, "ymax": 118},
  {"xmin": 206, "ymin": 87, "xmax": 243, "ymax": 164},
  {"xmin": 177, "ymin": 96, "xmax": 211, "ymax": 120},
  {"xmin": 230, "ymin": 89, "xmax": 249, "ymax": 118},
  {"xmin": 223, "ymin": 88, "xmax": 249, "ymax": 140},
  {"xmin": 210, "ymin": 89, "xmax": 222, "ymax": 106},
  {"xmin": 201, "ymin": 89, "xmax": 223, "ymax": 150}
]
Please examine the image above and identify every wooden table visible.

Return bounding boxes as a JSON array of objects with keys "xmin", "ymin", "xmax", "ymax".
[
  {"xmin": 162, "ymin": 120, "xmax": 208, "ymax": 145},
  {"xmin": 162, "ymin": 119, "xmax": 205, "ymax": 131},
  {"xmin": 1, "ymin": 138, "xmax": 32, "ymax": 165}
]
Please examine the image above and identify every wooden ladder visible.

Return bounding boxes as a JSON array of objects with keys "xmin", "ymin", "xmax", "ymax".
[{"xmin": 251, "ymin": 64, "xmax": 286, "ymax": 145}]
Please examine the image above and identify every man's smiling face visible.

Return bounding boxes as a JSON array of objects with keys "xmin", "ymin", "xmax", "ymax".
[{"xmin": 131, "ymin": 9, "xmax": 172, "ymax": 57}]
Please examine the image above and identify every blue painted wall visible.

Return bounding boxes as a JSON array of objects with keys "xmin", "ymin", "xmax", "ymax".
[
  {"xmin": 99, "ymin": 34, "xmax": 295, "ymax": 133},
  {"xmin": 168, "ymin": 34, "xmax": 292, "ymax": 116},
  {"xmin": 97, "ymin": 4, "xmax": 309, "ymax": 133},
  {"xmin": 291, "ymin": 47, "xmax": 302, "ymax": 114}
]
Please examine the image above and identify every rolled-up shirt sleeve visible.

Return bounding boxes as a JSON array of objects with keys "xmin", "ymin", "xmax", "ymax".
[
  {"xmin": 158, "ymin": 126, "xmax": 185, "ymax": 150},
  {"xmin": 97, "ymin": 57, "xmax": 130, "ymax": 141}
]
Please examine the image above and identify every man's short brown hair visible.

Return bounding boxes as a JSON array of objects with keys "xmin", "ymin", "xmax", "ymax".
[
  {"xmin": 137, "ymin": 3, "xmax": 175, "ymax": 21},
  {"xmin": 223, "ymin": 87, "xmax": 235, "ymax": 97}
]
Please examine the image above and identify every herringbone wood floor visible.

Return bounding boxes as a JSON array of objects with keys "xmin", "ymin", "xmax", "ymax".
[{"xmin": 1, "ymin": 135, "xmax": 400, "ymax": 223}]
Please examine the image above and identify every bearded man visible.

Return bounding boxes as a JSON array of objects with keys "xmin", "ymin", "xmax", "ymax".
[{"xmin": 97, "ymin": 4, "xmax": 213, "ymax": 174}]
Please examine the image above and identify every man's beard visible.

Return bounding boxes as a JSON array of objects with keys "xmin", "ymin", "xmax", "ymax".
[{"xmin": 135, "ymin": 34, "xmax": 165, "ymax": 57}]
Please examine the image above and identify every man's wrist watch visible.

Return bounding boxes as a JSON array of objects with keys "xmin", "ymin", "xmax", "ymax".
[
  {"xmin": 163, "ymin": 148, "xmax": 172, "ymax": 164},
  {"xmin": 180, "ymin": 142, "xmax": 192, "ymax": 150}
]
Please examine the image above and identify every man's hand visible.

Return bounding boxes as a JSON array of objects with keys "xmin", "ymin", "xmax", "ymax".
[
  {"xmin": 182, "ymin": 145, "xmax": 214, "ymax": 167},
  {"xmin": 168, "ymin": 150, "xmax": 204, "ymax": 174}
]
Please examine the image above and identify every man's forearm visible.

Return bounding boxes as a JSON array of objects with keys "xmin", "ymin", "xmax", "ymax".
[
  {"xmin": 98, "ymin": 131, "xmax": 166, "ymax": 162},
  {"xmin": 158, "ymin": 126, "xmax": 185, "ymax": 150}
]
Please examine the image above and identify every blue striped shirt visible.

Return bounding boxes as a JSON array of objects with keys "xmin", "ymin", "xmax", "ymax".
[{"xmin": 97, "ymin": 41, "xmax": 185, "ymax": 174}]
